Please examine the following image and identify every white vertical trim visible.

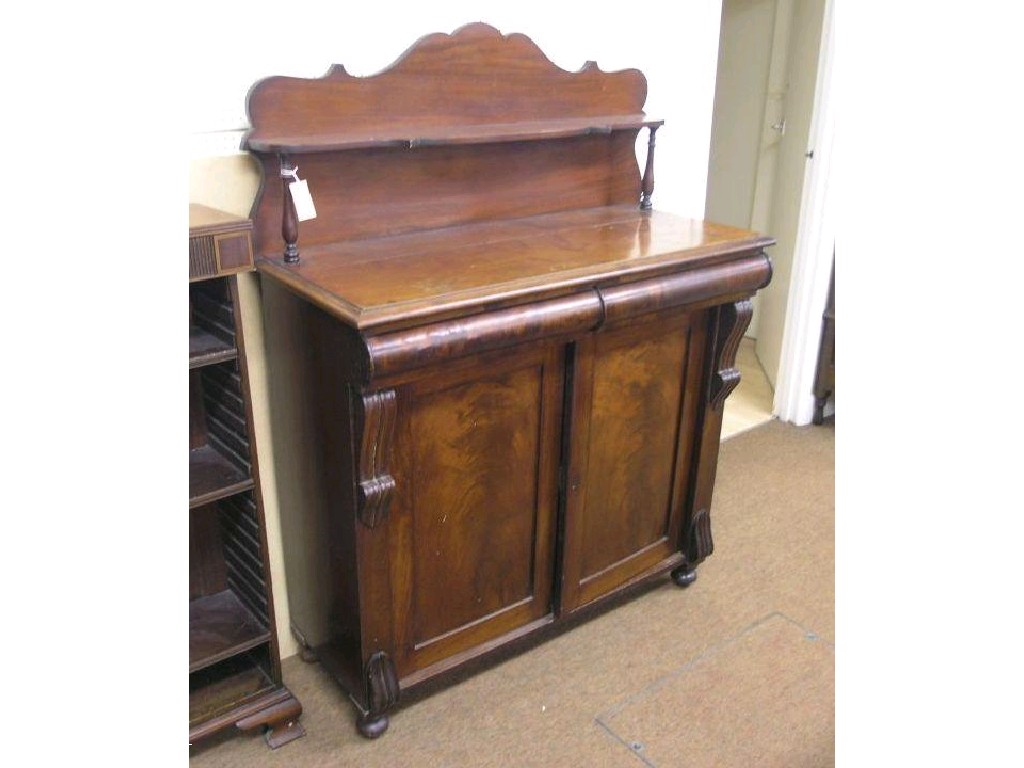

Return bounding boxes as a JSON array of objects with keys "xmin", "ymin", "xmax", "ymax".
[{"xmin": 773, "ymin": 0, "xmax": 834, "ymax": 425}]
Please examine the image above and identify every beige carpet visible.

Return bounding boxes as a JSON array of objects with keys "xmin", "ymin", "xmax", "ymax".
[{"xmin": 191, "ymin": 418, "xmax": 834, "ymax": 767}]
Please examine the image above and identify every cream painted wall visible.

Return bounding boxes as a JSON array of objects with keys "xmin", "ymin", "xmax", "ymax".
[
  {"xmin": 189, "ymin": 2, "xmax": 725, "ymax": 660},
  {"xmin": 188, "ymin": 155, "xmax": 260, "ymax": 219}
]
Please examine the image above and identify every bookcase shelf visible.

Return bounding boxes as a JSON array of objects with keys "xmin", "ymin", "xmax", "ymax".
[
  {"xmin": 189, "ymin": 650, "xmax": 275, "ymax": 729},
  {"xmin": 190, "ymin": 589, "xmax": 271, "ymax": 673},
  {"xmin": 190, "ymin": 326, "xmax": 238, "ymax": 369},
  {"xmin": 189, "ymin": 445, "xmax": 254, "ymax": 508}
]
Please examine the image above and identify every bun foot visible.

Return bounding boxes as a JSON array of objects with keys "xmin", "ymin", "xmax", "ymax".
[
  {"xmin": 671, "ymin": 563, "xmax": 697, "ymax": 588},
  {"xmin": 356, "ymin": 712, "xmax": 389, "ymax": 739}
]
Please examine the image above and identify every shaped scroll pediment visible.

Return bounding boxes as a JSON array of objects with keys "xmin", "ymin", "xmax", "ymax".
[{"xmin": 244, "ymin": 22, "xmax": 649, "ymax": 148}]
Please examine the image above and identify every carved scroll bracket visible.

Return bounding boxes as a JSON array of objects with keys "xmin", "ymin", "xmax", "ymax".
[
  {"xmin": 357, "ymin": 651, "xmax": 400, "ymax": 739},
  {"xmin": 687, "ymin": 508, "xmax": 713, "ymax": 564},
  {"xmin": 709, "ymin": 299, "xmax": 754, "ymax": 410},
  {"xmin": 355, "ymin": 389, "xmax": 397, "ymax": 528}
]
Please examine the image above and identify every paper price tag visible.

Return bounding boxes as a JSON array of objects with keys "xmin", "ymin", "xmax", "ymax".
[{"xmin": 289, "ymin": 179, "xmax": 317, "ymax": 221}]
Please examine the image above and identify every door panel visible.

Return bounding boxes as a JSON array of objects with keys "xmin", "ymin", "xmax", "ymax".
[
  {"xmin": 387, "ymin": 345, "xmax": 562, "ymax": 675},
  {"xmin": 561, "ymin": 310, "xmax": 705, "ymax": 611},
  {"xmin": 581, "ymin": 325, "xmax": 687, "ymax": 574},
  {"xmin": 410, "ymin": 364, "xmax": 542, "ymax": 645}
]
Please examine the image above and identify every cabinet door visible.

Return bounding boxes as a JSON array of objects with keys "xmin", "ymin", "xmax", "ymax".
[
  {"xmin": 560, "ymin": 309, "xmax": 707, "ymax": 612},
  {"xmin": 383, "ymin": 344, "xmax": 563, "ymax": 678}
]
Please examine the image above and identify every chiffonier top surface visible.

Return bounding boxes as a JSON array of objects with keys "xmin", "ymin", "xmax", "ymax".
[{"xmin": 258, "ymin": 206, "xmax": 771, "ymax": 331}]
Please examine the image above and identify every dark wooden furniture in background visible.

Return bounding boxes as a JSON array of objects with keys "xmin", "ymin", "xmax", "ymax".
[
  {"xmin": 189, "ymin": 205, "xmax": 303, "ymax": 749},
  {"xmin": 812, "ymin": 258, "xmax": 835, "ymax": 425},
  {"xmin": 245, "ymin": 23, "xmax": 773, "ymax": 739}
]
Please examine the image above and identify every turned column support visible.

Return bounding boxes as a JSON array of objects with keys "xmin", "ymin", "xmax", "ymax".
[
  {"xmin": 356, "ymin": 651, "xmax": 400, "ymax": 739},
  {"xmin": 280, "ymin": 155, "xmax": 300, "ymax": 264},
  {"xmin": 640, "ymin": 124, "xmax": 659, "ymax": 210},
  {"xmin": 354, "ymin": 389, "xmax": 397, "ymax": 528}
]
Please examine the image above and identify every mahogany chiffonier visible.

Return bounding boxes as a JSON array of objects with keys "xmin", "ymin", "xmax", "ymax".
[
  {"xmin": 188, "ymin": 205, "xmax": 303, "ymax": 749},
  {"xmin": 244, "ymin": 23, "xmax": 773, "ymax": 738}
]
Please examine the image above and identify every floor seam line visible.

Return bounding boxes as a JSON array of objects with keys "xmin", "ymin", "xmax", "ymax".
[
  {"xmin": 593, "ymin": 716, "xmax": 660, "ymax": 768},
  {"xmin": 773, "ymin": 610, "xmax": 835, "ymax": 650},
  {"xmin": 597, "ymin": 611, "xmax": 784, "ymax": 721}
]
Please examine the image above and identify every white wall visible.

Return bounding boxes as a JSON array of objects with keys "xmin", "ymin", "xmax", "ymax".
[{"xmin": 188, "ymin": 0, "xmax": 725, "ymax": 660}]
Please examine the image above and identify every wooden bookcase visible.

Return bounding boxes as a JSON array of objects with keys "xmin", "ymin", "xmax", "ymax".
[{"xmin": 188, "ymin": 205, "xmax": 303, "ymax": 749}]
